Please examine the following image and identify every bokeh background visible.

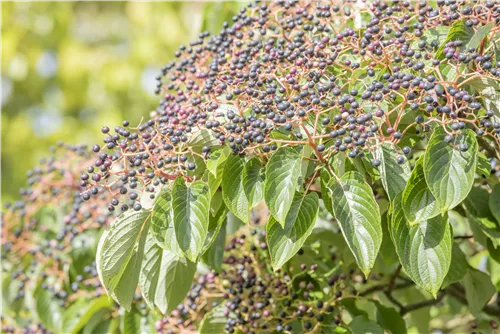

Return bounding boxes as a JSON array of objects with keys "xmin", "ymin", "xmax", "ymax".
[{"xmin": 1, "ymin": 1, "xmax": 246, "ymax": 204}]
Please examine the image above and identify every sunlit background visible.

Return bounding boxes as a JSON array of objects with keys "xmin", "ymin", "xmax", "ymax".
[{"xmin": 1, "ymin": 1, "xmax": 245, "ymax": 204}]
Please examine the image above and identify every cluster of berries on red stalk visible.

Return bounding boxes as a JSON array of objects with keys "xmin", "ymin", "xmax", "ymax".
[
  {"xmin": 154, "ymin": 219, "xmax": 366, "ymax": 334},
  {"xmin": 81, "ymin": 0, "xmax": 499, "ymax": 212},
  {"xmin": 1, "ymin": 145, "xmax": 151, "ymax": 333}
]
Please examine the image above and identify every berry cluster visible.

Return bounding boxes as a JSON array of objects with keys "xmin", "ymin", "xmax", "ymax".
[
  {"xmin": 155, "ymin": 223, "xmax": 363, "ymax": 334},
  {"xmin": 1, "ymin": 145, "xmax": 150, "ymax": 332},
  {"xmin": 82, "ymin": 0, "xmax": 500, "ymax": 210}
]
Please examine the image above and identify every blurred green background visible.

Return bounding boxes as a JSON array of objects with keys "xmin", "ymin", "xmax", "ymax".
[{"xmin": 1, "ymin": 1, "xmax": 246, "ymax": 204}]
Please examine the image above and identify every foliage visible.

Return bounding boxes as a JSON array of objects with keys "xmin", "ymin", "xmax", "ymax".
[{"xmin": 3, "ymin": 1, "xmax": 500, "ymax": 333}]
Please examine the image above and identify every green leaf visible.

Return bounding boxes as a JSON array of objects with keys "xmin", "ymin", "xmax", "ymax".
[
  {"xmin": 361, "ymin": 155, "xmax": 380, "ymax": 182},
  {"xmin": 92, "ymin": 318, "xmax": 119, "ymax": 334},
  {"xmin": 97, "ymin": 210, "xmax": 151, "ymax": 295},
  {"xmin": 209, "ymin": 190, "xmax": 224, "ymax": 216},
  {"xmin": 325, "ymin": 171, "xmax": 382, "ymax": 276},
  {"xmin": 222, "ymin": 155, "xmax": 250, "ymax": 224},
  {"xmin": 206, "ymin": 147, "xmax": 229, "ymax": 178},
  {"xmin": 341, "ymin": 299, "xmax": 368, "ymax": 318},
  {"xmin": 151, "ymin": 189, "xmax": 184, "ymax": 257},
  {"xmin": 34, "ymin": 284, "xmax": 63, "ymax": 332},
  {"xmin": 374, "ymin": 143, "xmax": 411, "ymax": 200},
  {"xmin": 332, "ymin": 326, "xmax": 351, "ymax": 334},
  {"xmin": 121, "ymin": 304, "xmax": 141, "ymax": 334},
  {"xmin": 226, "ymin": 211, "xmax": 244, "ymax": 235},
  {"xmin": 379, "ymin": 214, "xmax": 398, "ymax": 266},
  {"xmin": 490, "ymin": 184, "xmax": 500, "ymax": 223},
  {"xmin": 172, "ymin": 177, "xmax": 210, "ymax": 261},
  {"xmin": 264, "ymin": 146, "xmax": 302, "ymax": 226},
  {"xmin": 330, "ymin": 152, "xmax": 347, "ymax": 176},
  {"xmin": 423, "ymin": 26, "xmax": 451, "ymax": 48},
  {"xmin": 442, "ymin": 243, "xmax": 468, "ymax": 288},
  {"xmin": 207, "ymin": 169, "xmax": 222, "ymax": 198},
  {"xmin": 470, "ymin": 216, "xmax": 500, "ymax": 247},
  {"xmin": 70, "ymin": 228, "xmax": 100, "ymax": 275},
  {"xmin": 139, "ymin": 233, "xmax": 163, "ymax": 311},
  {"xmin": 202, "ymin": 198, "xmax": 227, "ymax": 254},
  {"xmin": 320, "ymin": 168, "xmax": 333, "ymax": 214},
  {"xmin": 488, "ymin": 256, "xmax": 500, "ymax": 291},
  {"xmin": 33, "ymin": 205, "xmax": 62, "ymax": 235},
  {"xmin": 61, "ymin": 296, "xmax": 112, "ymax": 334},
  {"xmin": 140, "ymin": 183, "xmax": 163, "ymax": 210},
  {"xmin": 2, "ymin": 272, "xmax": 24, "ymax": 315},
  {"xmin": 186, "ymin": 154, "xmax": 206, "ymax": 179},
  {"xmin": 349, "ymin": 315, "xmax": 384, "ymax": 334},
  {"xmin": 402, "ymin": 157, "xmax": 440, "ymax": 224},
  {"xmin": 110, "ymin": 223, "xmax": 149, "ymax": 310},
  {"xmin": 151, "ymin": 190, "xmax": 171, "ymax": 246},
  {"xmin": 374, "ymin": 302, "xmax": 407, "ymax": 334},
  {"xmin": 139, "ymin": 233, "xmax": 197, "ymax": 314},
  {"xmin": 467, "ymin": 77, "xmax": 500, "ymax": 122},
  {"xmin": 242, "ymin": 157, "xmax": 265, "ymax": 210},
  {"xmin": 82, "ymin": 309, "xmax": 111, "ymax": 334},
  {"xmin": 440, "ymin": 64, "xmax": 463, "ymax": 82},
  {"xmin": 423, "ymin": 128, "xmax": 478, "ymax": 212},
  {"xmin": 267, "ymin": 192, "xmax": 319, "ymax": 269},
  {"xmin": 465, "ymin": 186, "xmax": 500, "ymax": 247},
  {"xmin": 188, "ymin": 129, "xmax": 222, "ymax": 152},
  {"xmin": 469, "ymin": 216, "xmax": 488, "ymax": 246},
  {"xmin": 200, "ymin": 304, "xmax": 234, "ymax": 334},
  {"xmin": 436, "ymin": 20, "xmax": 474, "ymax": 59},
  {"xmin": 206, "ymin": 148, "xmax": 230, "ymax": 197},
  {"xmin": 477, "ymin": 152, "xmax": 492, "ymax": 177},
  {"xmin": 463, "ymin": 269, "xmax": 496, "ymax": 315},
  {"xmin": 466, "ymin": 186, "xmax": 495, "ymax": 218},
  {"xmin": 487, "ymin": 239, "xmax": 500, "ymax": 264},
  {"xmin": 301, "ymin": 145, "xmax": 316, "ymax": 183},
  {"xmin": 202, "ymin": 221, "xmax": 227, "ymax": 272},
  {"xmin": 466, "ymin": 76, "xmax": 500, "ymax": 93},
  {"xmin": 466, "ymin": 22, "xmax": 493, "ymax": 50},
  {"xmin": 389, "ymin": 195, "xmax": 452, "ymax": 297}
]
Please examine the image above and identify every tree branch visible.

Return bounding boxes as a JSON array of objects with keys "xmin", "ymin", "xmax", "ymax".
[
  {"xmin": 400, "ymin": 291, "xmax": 445, "ymax": 316},
  {"xmin": 360, "ymin": 280, "xmax": 500, "ymax": 319},
  {"xmin": 388, "ymin": 265, "xmax": 402, "ymax": 292},
  {"xmin": 454, "ymin": 235, "xmax": 474, "ymax": 240},
  {"xmin": 384, "ymin": 290, "xmax": 405, "ymax": 310}
]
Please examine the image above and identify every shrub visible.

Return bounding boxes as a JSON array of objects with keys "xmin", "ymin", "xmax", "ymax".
[{"xmin": 3, "ymin": 1, "xmax": 500, "ymax": 333}]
